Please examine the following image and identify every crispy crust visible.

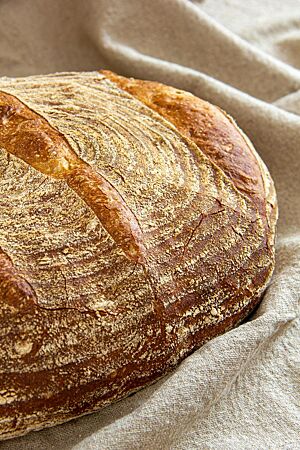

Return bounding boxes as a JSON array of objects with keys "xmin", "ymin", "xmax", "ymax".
[
  {"xmin": 102, "ymin": 70, "xmax": 277, "ymax": 236},
  {"xmin": 0, "ymin": 91, "xmax": 146, "ymax": 263},
  {"xmin": 0, "ymin": 71, "xmax": 277, "ymax": 440}
]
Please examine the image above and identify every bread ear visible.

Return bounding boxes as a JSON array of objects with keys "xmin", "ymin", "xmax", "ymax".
[{"xmin": 0, "ymin": 91, "xmax": 146, "ymax": 263}]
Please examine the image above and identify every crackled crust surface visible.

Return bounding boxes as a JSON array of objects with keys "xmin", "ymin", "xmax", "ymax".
[{"xmin": 0, "ymin": 71, "xmax": 277, "ymax": 440}]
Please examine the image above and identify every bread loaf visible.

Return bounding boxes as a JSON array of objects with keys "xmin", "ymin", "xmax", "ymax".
[{"xmin": 0, "ymin": 70, "xmax": 277, "ymax": 440}]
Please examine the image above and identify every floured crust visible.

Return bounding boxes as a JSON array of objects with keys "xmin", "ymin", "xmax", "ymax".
[
  {"xmin": 102, "ymin": 70, "xmax": 277, "ymax": 236},
  {"xmin": 0, "ymin": 71, "xmax": 277, "ymax": 440}
]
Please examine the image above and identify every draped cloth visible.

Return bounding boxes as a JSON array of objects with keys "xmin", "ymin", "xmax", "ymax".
[{"xmin": 0, "ymin": 0, "xmax": 299, "ymax": 448}]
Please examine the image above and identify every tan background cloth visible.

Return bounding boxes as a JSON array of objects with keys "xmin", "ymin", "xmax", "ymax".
[{"xmin": 0, "ymin": 0, "xmax": 299, "ymax": 448}]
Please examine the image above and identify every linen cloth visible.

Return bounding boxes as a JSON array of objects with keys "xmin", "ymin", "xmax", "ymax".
[{"xmin": 0, "ymin": 0, "xmax": 299, "ymax": 448}]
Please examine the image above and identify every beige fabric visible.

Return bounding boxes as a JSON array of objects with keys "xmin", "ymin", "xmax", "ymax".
[{"xmin": 0, "ymin": 0, "xmax": 299, "ymax": 448}]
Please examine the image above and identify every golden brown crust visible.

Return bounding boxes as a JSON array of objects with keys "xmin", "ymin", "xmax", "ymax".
[
  {"xmin": 102, "ymin": 70, "xmax": 277, "ymax": 240},
  {"xmin": 101, "ymin": 71, "xmax": 264, "ymax": 198},
  {"xmin": 0, "ymin": 71, "xmax": 277, "ymax": 440},
  {"xmin": 0, "ymin": 92, "xmax": 145, "ymax": 263}
]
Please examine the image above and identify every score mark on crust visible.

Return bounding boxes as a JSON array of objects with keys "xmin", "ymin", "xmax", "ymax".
[{"xmin": 0, "ymin": 91, "xmax": 146, "ymax": 264}]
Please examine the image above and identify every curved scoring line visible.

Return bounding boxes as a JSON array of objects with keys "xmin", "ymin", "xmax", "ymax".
[
  {"xmin": 7, "ymin": 76, "xmax": 242, "ymax": 240},
  {"xmin": 0, "ymin": 90, "xmax": 148, "ymax": 265},
  {"xmin": 82, "ymin": 80, "xmax": 261, "ymax": 217},
  {"xmin": 54, "ymin": 100, "xmax": 251, "ymax": 262},
  {"xmin": 52, "ymin": 100, "xmax": 203, "ymax": 226},
  {"xmin": 35, "ymin": 90, "xmax": 204, "ymax": 249},
  {"xmin": 35, "ymin": 79, "xmax": 201, "ymax": 192},
  {"xmin": 0, "ymin": 165, "xmax": 140, "ymax": 310}
]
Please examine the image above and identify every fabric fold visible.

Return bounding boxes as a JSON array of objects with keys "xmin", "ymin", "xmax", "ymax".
[{"xmin": 0, "ymin": 1, "xmax": 299, "ymax": 449}]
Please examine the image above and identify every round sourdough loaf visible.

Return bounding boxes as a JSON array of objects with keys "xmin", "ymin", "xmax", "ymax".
[{"xmin": 0, "ymin": 70, "xmax": 277, "ymax": 439}]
